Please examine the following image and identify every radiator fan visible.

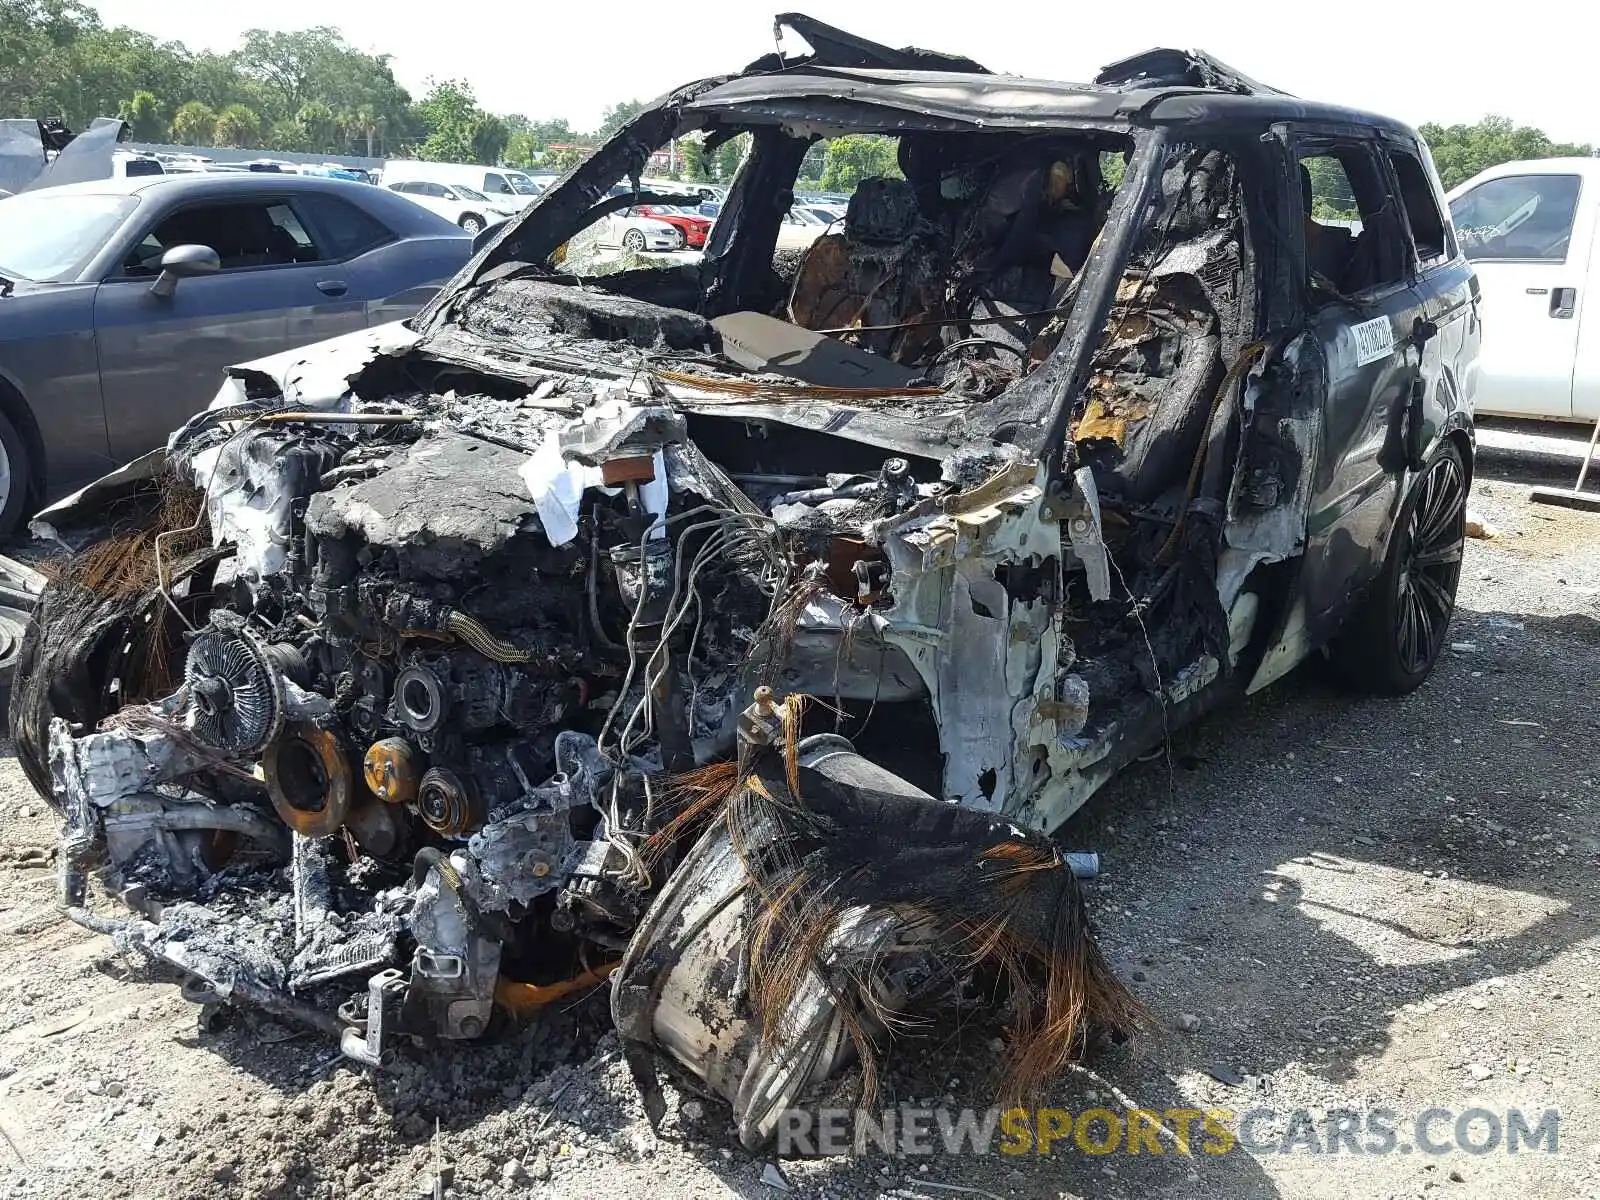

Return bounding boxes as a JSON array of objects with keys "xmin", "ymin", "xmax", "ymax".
[{"xmin": 183, "ymin": 619, "xmax": 286, "ymax": 756}]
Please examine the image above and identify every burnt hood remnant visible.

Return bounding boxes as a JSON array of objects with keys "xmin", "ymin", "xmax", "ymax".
[{"xmin": 12, "ymin": 12, "xmax": 1398, "ymax": 1146}]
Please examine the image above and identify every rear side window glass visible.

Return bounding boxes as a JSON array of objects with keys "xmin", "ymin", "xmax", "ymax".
[
  {"xmin": 1388, "ymin": 149, "xmax": 1449, "ymax": 265},
  {"xmin": 127, "ymin": 201, "xmax": 322, "ymax": 273},
  {"xmin": 1449, "ymin": 174, "xmax": 1581, "ymax": 262},
  {"xmin": 297, "ymin": 193, "xmax": 394, "ymax": 259},
  {"xmin": 267, "ymin": 203, "xmax": 319, "ymax": 261}
]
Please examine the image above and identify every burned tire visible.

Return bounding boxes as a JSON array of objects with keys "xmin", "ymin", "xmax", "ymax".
[
  {"xmin": 622, "ymin": 228, "xmax": 647, "ymax": 252},
  {"xmin": 1326, "ymin": 441, "xmax": 1467, "ymax": 695}
]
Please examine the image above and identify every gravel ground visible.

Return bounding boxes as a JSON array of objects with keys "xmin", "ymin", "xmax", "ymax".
[{"xmin": 1, "ymin": 442, "xmax": 1597, "ymax": 1200}]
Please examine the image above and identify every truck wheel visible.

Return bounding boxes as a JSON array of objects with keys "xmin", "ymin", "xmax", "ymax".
[
  {"xmin": 1326, "ymin": 442, "xmax": 1467, "ymax": 695},
  {"xmin": 0, "ymin": 409, "xmax": 33, "ymax": 538}
]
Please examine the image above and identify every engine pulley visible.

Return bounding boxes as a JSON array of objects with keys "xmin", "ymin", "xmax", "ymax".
[
  {"xmin": 417, "ymin": 766, "xmax": 482, "ymax": 839},
  {"xmin": 263, "ymin": 722, "xmax": 354, "ymax": 838},
  {"xmin": 363, "ymin": 737, "xmax": 423, "ymax": 805}
]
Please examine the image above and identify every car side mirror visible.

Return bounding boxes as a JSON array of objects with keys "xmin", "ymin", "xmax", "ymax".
[
  {"xmin": 471, "ymin": 224, "xmax": 499, "ymax": 254},
  {"xmin": 150, "ymin": 244, "xmax": 220, "ymax": 299}
]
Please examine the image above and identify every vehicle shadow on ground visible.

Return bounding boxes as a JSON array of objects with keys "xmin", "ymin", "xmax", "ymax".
[{"xmin": 1057, "ymin": 601, "xmax": 1598, "ymax": 1155}]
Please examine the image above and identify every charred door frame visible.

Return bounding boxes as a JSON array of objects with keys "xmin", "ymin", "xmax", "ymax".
[
  {"xmin": 1283, "ymin": 123, "xmax": 1431, "ymax": 648},
  {"xmin": 1374, "ymin": 131, "xmax": 1478, "ymax": 481}
]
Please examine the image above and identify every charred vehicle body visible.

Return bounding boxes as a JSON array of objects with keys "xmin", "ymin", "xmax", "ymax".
[{"xmin": 12, "ymin": 18, "xmax": 1477, "ymax": 1146}]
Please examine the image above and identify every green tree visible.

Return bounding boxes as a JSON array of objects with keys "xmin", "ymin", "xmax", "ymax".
[
  {"xmin": 713, "ymin": 132, "xmax": 750, "ymax": 183},
  {"xmin": 819, "ymin": 134, "xmax": 900, "ymax": 192},
  {"xmin": 796, "ymin": 140, "xmax": 827, "ymax": 186},
  {"xmin": 345, "ymin": 103, "xmax": 386, "ymax": 157},
  {"xmin": 184, "ymin": 50, "xmax": 253, "ymax": 113},
  {"xmin": 0, "ymin": 0, "xmax": 102, "ymax": 119},
  {"xmin": 294, "ymin": 100, "xmax": 337, "ymax": 152},
  {"xmin": 1419, "ymin": 116, "xmax": 1594, "ymax": 191},
  {"xmin": 468, "ymin": 112, "xmax": 508, "ymax": 165},
  {"xmin": 1099, "ymin": 150, "xmax": 1126, "ymax": 191},
  {"xmin": 681, "ymin": 136, "xmax": 710, "ymax": 182},
  {"xmin": 504, "ymin": 129, "xmax": 540, "ymax": 168},
  {"xmin": 267, "ymin": 117, "xmax": 306, "ymax": 151},
  {"xmin": 530, "ymin": 117, "xmax": 577, "ymax": 146},
  {"xmin": 415, "ymin": 77, "xmax": 479, "ymax": 162},
  {"xmin": 169, "ymin": 99, "xmax": 216, "ymax": 145},
  {"xmin": 595, "ymin": 99, "xmax": 645, "ymax": 142},
  {"xmin": 545, "ymin": 146, "xmax": 588, "ymax": 174},
  {"xmin": 118, "ymin": 89, "xmax": 164, "ymax": 140},
  {"xmin": 235, "ymin": 27, "xmax": 339, "ymax": 114},
  {"xmin": 233, "ymin": 26, "xmax": 414, "ymax": 153},
  {"xmin": 213, "ymin": 102, "xmax": 261, "ymax": 148}
]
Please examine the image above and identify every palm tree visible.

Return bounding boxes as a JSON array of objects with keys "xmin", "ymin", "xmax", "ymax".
[
  {"xmin": 351, "ymin": 104, "xmax": 386, "ymax": 158},
  {"xmin": 170, "ymin": 101, "xmax": 217, "ymax": 147},
  {"xmin": 213, "ymin": 104, "xmax": 261, "ymax": 149}
]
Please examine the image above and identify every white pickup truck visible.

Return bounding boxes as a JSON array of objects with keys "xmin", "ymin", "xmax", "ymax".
[{"xmin": 1447, "ymin": 157, "xmax": 1600, "ymax": 421}]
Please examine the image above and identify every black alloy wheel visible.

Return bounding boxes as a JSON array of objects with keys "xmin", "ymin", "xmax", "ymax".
[
  {"xmin": 1394, "ymin": 448, "xmax": 1467, "ymax": 676},
  {"xmin": 1326, "ymin": 441, "xmax": 1467, "ymax": 695}
]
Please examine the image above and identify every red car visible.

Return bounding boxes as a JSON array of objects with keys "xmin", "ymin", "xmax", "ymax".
[{"xmin": 630, "ymin": 204, "xmax": 712, "ymax": 249}]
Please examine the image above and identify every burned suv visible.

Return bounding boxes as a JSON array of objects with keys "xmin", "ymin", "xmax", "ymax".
[{"xmin": 14, "ymin": 18, "xmax": 1476, "ymax": 1147}]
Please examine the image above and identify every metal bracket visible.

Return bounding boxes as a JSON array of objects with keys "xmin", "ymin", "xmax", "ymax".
[
  {"xmin": 340, "ymin": 968, "xmax": 406, "ymax": 1069},
  {"xmin": 1063, "ymin": 467, "xmax": 1111, "ymax": 601}
]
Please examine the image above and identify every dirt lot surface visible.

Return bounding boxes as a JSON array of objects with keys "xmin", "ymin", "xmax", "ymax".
[{"xmin": 1, "ymin": 442, "xmax": 1597, "ymax": 1200}]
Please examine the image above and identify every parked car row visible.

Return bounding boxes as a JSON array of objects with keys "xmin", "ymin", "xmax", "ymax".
[{"xmin": 385, "ymin": 179, "xmax": 518, "ymax": 234}]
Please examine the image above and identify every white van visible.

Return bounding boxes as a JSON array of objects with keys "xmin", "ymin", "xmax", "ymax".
[
  {"xmin": 1447, "ymin": 158, "xmax": 1600, "ymax": 422},
  {"xmin": 380, "ymin": 161, "xmax": 544, "ymax": 210}
]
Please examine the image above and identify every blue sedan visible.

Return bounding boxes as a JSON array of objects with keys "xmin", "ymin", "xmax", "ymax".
[{"xmin": 0, "ymin": 173, "xmax": 471, "ymax": 533}]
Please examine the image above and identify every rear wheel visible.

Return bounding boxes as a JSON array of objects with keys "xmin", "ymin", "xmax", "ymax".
[
  {"xmin": 1327, "ymin": 442, "xmax": 1467, "ymax": 695},
  {"xmin": 459, "ymin": 214, "xmax": 485, "ymax": 235}
]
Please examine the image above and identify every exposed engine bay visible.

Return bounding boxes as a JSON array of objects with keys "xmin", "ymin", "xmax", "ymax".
[{"xmin": 11, "ymin": 23, "xmax": 1318, "ymax": 1147}]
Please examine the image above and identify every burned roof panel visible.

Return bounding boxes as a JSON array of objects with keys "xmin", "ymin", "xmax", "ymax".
[
  {"xmin": 687, "ymin": 62, "xmax": 1418, "ymax": 140},
  {"xmin": 685, "ymin": 68, "xmax": 1136, "ymax": 129}
]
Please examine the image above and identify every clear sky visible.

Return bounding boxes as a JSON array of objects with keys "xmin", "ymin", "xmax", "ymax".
[{"xmin": 90, "ymin": 0, "xmax": 1599, "ymax": 145}]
